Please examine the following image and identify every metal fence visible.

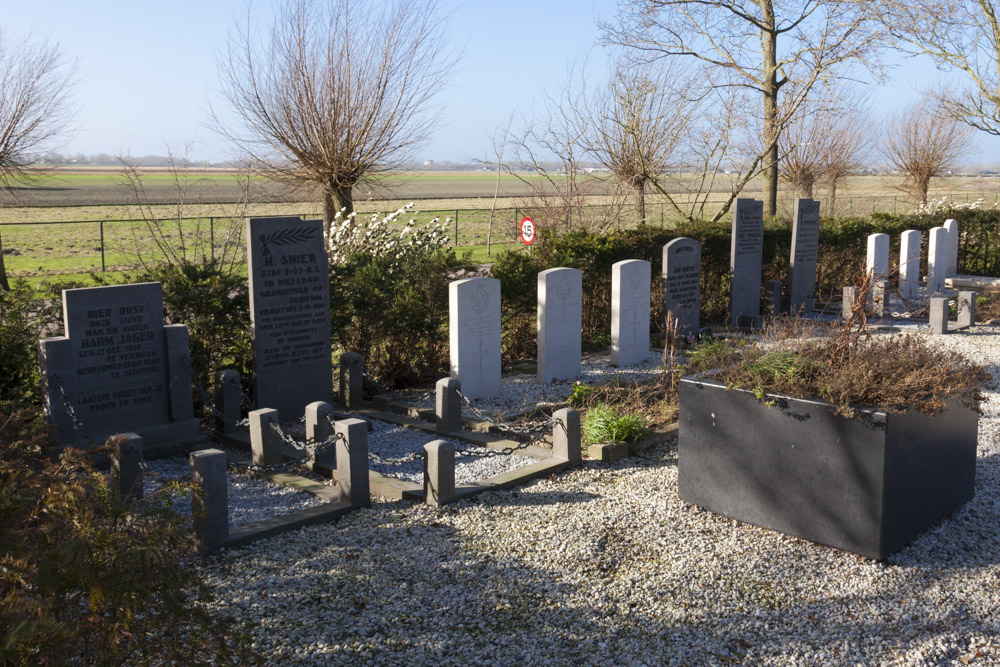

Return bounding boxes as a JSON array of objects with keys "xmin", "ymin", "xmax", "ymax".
[{"xmin": 1, "ymin": 192, "xmax": 997, "ymax": 279}]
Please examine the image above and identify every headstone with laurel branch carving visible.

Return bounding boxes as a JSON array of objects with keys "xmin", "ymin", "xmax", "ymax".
[
  {"xmin": 611, "ymin": 259, "xmax": 651, "ymax": 367},
  {"xmin": 662, "ymin": 237, "xmax": 701, "ymax": 335},
  {"xmin": 537, "ymin": 267, "xmax": 583, "ymax": 383},
  {"xmin": 729, "ymin": 199, "xmax": 764, "ymax": 328},
  {"xmin": 248, "ymin": 217, "xmax": 332, "ymax": 417},
  {"xmin": 38, "ymin": 282, "xmax": 199, "ymax": 449},
  {"xmin": 449, "ymin": 277, "xmax": 501, "ymax": 399}
]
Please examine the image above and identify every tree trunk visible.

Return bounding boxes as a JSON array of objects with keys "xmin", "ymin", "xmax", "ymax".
[
  {"xmin": 323, "ymin": 182, "xmax": 355, "ymax": 242},
  {"xmin": 635, "ymin": 182, "xmax": 646, "ymax": 225},
  {"xmin": 829, "ymin": 178, "xmax": 839, "ymax": 217},
  {"xmin": 0, "ymin": 232, "xmax": 9, "ymax": 291},
  {"xmin": 761, "ymin": 0, "xmax": 779, "ymax": 218},
  {"xmin": 916, "ymin": 175, "xmax": 931, "ymax": 205}
]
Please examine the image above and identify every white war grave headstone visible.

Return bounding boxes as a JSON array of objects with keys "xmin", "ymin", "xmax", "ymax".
[
  {"xmin": 866, "ymin": 233, "xmax": 890, "ymax": 281},
  {"xmin": 788, "ymin": 198, "xmax": 821, "ymax": 313},
  {"xmin": 927, "ymin": 226, "xmax": 948, "ymax": 295},
  {"xmin": 899, "ymin": 230, "xmax": 921, "ymax": 300},
  {"xmin": 944, "ymin": 218, "xmax": 959, "ymax": 278},
  {"xmin": 611, "ymin": 259, "xmax": 651, "ymax": 367},
  {"xmin": 538, "ymin": 267, "xmax": 582, "ymax": 383},
  {"xmin": 662, "ymin": 237, "xmax": 701, "ymax": 335},
  {"xmin": 449, "ymin": 277, "xmax": 501, "ymax": 399},
  {"xmin": 38, "ymin": 282, "xmax": 199, "ymax": 448},
  {"xmin": 248, "ymin": 217, "xmax": 332, "ymax": 418},
  {"xmin": 730, "ymin": 198, "xmax": 764, "ymax": 327}
]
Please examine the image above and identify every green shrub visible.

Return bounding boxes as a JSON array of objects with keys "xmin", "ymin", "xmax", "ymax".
[
  {"xmin": 584, "ymin": 403, "xmax": 649, "ymax": 444},
  {"xmin": 0, "ymin": 405, "xmax": 256, "ymax": 664}
]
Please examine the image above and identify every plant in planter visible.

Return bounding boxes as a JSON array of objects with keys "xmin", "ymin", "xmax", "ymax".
[{"xmin": 678, "ymin": 302, "xmax": 988, "ymax": 559}]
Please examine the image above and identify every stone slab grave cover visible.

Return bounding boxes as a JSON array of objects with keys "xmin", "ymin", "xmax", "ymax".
[
  {"xmin": 39, "ymin": 282, "xmax": 199, "ymax": 447},
  {"xmin": 788, "ymin": 198, "xmax": 820, "ymax": 313},
  {"xmin": 730, "ymin": 198, "xmax": 764, "ymax": 327},
  {"xmin": 662, "ymin": 237, "xmax": 701, "ymax": 335},
  {"xmin": 248, "ymin": 217, "xmax": 332, "ymax": 417},
  {"xmin": 611, "ymin": 259, "xmax": 651, "ymax": 367},
  {"xmin": 538, "ymin": 267, "xmax": 583, "ymax": 383},
  {"xmin": 449, "ymin": 277, "xmax": 501, "ymax": 399}
]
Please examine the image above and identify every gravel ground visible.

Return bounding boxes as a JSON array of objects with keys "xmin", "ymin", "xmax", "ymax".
[
  {"xmin": 144, "ymin": 457, "xmax": 327, "ymax": 529},
  {"xmin": 198, "ymin": 325, "xmax": 1000, "ymax": 665}
]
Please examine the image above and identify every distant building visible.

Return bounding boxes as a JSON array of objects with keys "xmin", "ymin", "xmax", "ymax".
[{"xmin": 424, "ymin": 159, "xmax": 434, "ymax": 166}]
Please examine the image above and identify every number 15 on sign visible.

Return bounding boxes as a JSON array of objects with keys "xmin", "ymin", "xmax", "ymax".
[{"xmin": 520, "ymin": 216, "xmax": 536, "ymax": 246}]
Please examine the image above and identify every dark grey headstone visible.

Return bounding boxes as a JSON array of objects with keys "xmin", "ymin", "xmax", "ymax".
[
  {"xmin": 662, "ymin": 238, "xmax": 701, "ymax": 335},
  {"xmin": 247, "ymin": 217, "xmax": 332, "ymax": 417},
  {"xmin": 789, "ymin": 198, "xmax": 820, "ymax": 313},
  {"xmin": 730, "ymin": 199, "xmax": 764, "ymax": 327}
]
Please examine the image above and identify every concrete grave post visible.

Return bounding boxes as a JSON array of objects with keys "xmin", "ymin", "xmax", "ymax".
[
  {"xmin": 552, "ymin": 407, "xmax": 582, "ymax": 464},
  {"xmin": 339, "ymin": 352, "xmax": 363, "ymax": 409},
  {"xmin": 247, "ymin": 217, "xmax": 333, "ymax": 418},
  {"xmin": 842, "ymin": 286, "xmax": 859, "ymax": 321},
  {"xmin": 662, "ymin": 238, "xmax": 701, "ymax": 335},
  {"xmin": 899, "ymin": 230, "xmax": 921, "ymax": 300},
  {"xmin": 866, "ymin": 233, "xmax": 890, "ymax": 281},
  {"xmin": 789, "ymin": 198, "xmax": 821, "ymax": 313},
  {"xmin": 944, "ymin": 218, "xmax": 959, "ymax": 277},
  {"xmin": 305, "ymin": 401, "xmax": 335, "ymax": 470},
  {"xmin": 249, "ymin": 408, "xmax": 282, "ymax": 467},
  {"xmin": 537, "ymin": 267, "xmax": 583, "ymax": 383},
  {"xmin": 37, "ymin": 282, "xmax": 199, "ymax": 449},
  {"xmin": 423, "ymin": 439, "xmax": 456, "ymax": 507},
  {"xmin": 214, "ymin": 370, "xmax": 241, "ymax": 435},
  {"xmin": 611, "ymin": 259, "xmax": 651, "ymax": 367},
  {"xmin": 764, "ymin": 280, "xmax": 782, "ymax": 316},
  {"xmin": 449, "ymin": 277, "xmax": 502, "ymax": 399},
  {"xmin": 111, "ymin": 432, "xmax": 144, "ymax": 502},
  {"xmin": 872, "ymin": 280, "xmax": 888, "ymax": 317},
  {"xmin": 335, "ymin": 418, "xmax": 370, "ymax": 507},
  {"xmin": 729, "ymin": 199, "xmax": 764, "ymax": 328},
  {"xmin": 928, "ymin": 226, "xmax": 948, "ymax": 295},
  {"xmin": 957, "ymin": 290, "xmax": 977, "ymax": 328},
  {"xmin": 929, "ymin": 296, "xmax": 949, "ymax": 335},
  {"xmin": 190, "ymin": 448, "xmax": 228, "ymax": 555},
  {"xmin": 435, "ymin": 377, "xmax": 463, "ymax": 432}
]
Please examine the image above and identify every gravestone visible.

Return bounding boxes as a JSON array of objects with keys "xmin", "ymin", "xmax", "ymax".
[
  {"xmin": 866, "ymin": 233, "xmax": 890, "ymax": 281},
  {"xmin": 449, "ymin": 277, "xmax": 501, "ymax": 399},
  {"xmin": 789, "ymin": 198, "xmax": 821, "ymax": 313},
  {"xmin": 611, "ymin": 259, "xmax": 651, "ymax": 367},
  {"xmin": 247, "ymin": 216, "xmax": 332, "ymax": 418},
  {"xmin": 38, "ymin": 282, "xmax": 199, "ymax": 448},
  {"xmin": 928, "ymin": 226, "xmax": 948, "ymax": 294},
  {"xmin": 538, "ymin": 267, "xmax": 583, "ymax": 383},
  {"xmin": 899, "ymin": 230, "xmax": 921, "ymax": 300},
  {"xmin": 944, "ymin": 218, "xmax": 959, "ymax": 277},
  {"xmin": 730, "ymin": 198, "xmax": 764, "ymax": 328},
  {"xmin": 662, "ymin": 237, "xmax": 701, "ymax": 335}
]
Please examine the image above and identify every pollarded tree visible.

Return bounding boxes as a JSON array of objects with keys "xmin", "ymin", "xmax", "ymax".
[
  {"xmin": 602, "ymin": 0, "xmax": 886, "ymax": 218},
  {"xmin": 881, "ymin": 98, "xmax": 975, "ymax": 203},
  {"xmin": 0, "ymin": 29, "xmax": 75, "ymax": 291},
  {"xmin": 216, "ymin": 0, "xmax": 455, "ymax": 237}
]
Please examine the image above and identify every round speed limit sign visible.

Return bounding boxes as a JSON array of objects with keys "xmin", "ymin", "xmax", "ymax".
[{"xmin": 520, "ymin": 216, "xmax": 536, "ymax": 245}]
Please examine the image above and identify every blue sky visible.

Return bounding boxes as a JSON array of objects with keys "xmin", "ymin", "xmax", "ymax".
[{"xmin": 4, "ymin": 0, "xmax": 999, "ymax": 165}]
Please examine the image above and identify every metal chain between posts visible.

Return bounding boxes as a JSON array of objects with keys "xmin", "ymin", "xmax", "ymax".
[
  {"xmin": 449, "ymin": 388, "xmax": 566, "ymax": 460},
  {"xmin": 183, "ymin": 355, "xmax": 232, "ymax": 423}
]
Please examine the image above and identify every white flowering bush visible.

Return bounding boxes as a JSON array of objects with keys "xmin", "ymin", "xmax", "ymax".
[
  {"xmin": 328, "ymin": 202, "xmax": 450, "ymax": 268},
  {"xmin": 913, "ymin": 196, "xmax": 999, "ymax": 216}
]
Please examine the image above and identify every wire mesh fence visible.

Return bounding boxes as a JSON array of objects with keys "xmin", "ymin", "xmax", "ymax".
[{"xmin": 1, "ymin": 192, "xmax": 997, "ymax": 279}]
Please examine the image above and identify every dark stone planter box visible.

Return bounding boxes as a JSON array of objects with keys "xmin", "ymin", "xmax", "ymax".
[{"xmin": 678, "ymin": 377, "xmax": 978, "ymax": 560}]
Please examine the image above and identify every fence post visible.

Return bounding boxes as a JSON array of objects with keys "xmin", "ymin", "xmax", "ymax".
[
  {"xmin": 210, "ymin": 217, "xmax": 215, "ymax": 263},
  {"xmin": 100, "ymin": 220, "xmax": 106, "ymax": 272},
  {"xmin": 454, "ymin": 209, "xmax": 459, "ymax": 246}
]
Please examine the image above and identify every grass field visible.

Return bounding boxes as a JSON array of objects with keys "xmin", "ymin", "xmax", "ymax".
[{"xmin": 4, "ymin": 168, "xmax": 1000, "ymax": 281}]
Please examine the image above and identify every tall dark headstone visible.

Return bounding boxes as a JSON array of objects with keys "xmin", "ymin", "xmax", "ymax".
[
  {"xmin": 730, "ymin": 198, "xmax": 764, "ymax": 328},
  {"xmin": 789, "ymin": 198, "xmax": 820, "ymax": 314},
  {"xmin": 248, "ymin": 217, "xmax": 332, "ymax": 417}
]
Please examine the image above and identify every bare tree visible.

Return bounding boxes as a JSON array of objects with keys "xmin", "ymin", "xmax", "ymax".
[
  {"xmin": 602, "ymin": 0, "xmax": 886, "ymax": 218},
  {"xmin": 881, "ymin": 98, "xmax": 975, "ymax": 203},
  {"xmin": 216, "ymin": 0, "xmax": 455, "ymax": 237},
  {"xmin": 0, "ymin": 29, "xmax": 75, "ymax": 290},
  {"xmin": 885, "ymin": 0, "xmax": 1000, "ymax": 136},
  {"xmin": 779, "ymin": 112, "xmax": 832, "ymax": 199},
  {"xmin": 820, "ymin": 107, "xmax": 872, "ymax": 215}
]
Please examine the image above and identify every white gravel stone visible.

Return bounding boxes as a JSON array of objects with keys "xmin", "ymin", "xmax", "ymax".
[{"xmin": 195, "ymin": 325, "xmax": 1000, "ymax": 665}]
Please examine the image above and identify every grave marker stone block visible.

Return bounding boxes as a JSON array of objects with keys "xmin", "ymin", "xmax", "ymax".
[
  {"xmin": 190, "ymin": 448, "xmax": 228, "ymax": 554},
  {"xmin": 553, "ymin": 407, "xmax": 581, "ymax": 464},
  {"xmin": 944, "ymin": 218, "xmax": 959, "ymax": 277},
  {"xmin": 611, "ymin": 259, "xmax": 651, "ymax": 366},
  {"xmin": 38, "ymin": 282, "xmax": 199, "ymax": 448},
  {"xmin": 423, "ymin": 440, "xmax": 456, "ymax": 507},
  {"xmin": 789, "ymin": 198, "xmax": 821, "ymax": 313},
  {"xmin": 730, "ymin": 199, "xmax": 764, "ymax": 327},
  {"xmin": 899, "ymin": 230, "xmax": 921, "ymax": 300},
  {"xmin": 112, "ymin": 433, "xmax": 144, "ymax": 502},
  {"xmin": 537, "ymin": 267, "xmax": 583, "ymax": 383},
  {"xmin": 336, "ymin": 418, "xmax": 370, "ymax": 507},
  {"xmin": 929, "ymin": 296, "xmax": 949, "ymax": 335},
  {"xmin": 866, "ymin": 233, "xmax": 890, "ymax": 281},
  {"xmin": 305, "ymin": 401, "xmax": 336, "ymax": 469},
  {"xmin": 957, "ymin": 290, "xmax": 976, "ymax": 328},
  {"xmin": 449, "ymin": 277, "xmax": 501, "ymax": 399},
  {"xmin": 928, "ymin": 226, "xmax": 948, "ymax": 294},
  {"xmin": 247, "ymin": 217, "xmax": 332, "ymax": 418},
  {"xmin": 662, "ymin": 238, "xmax": 701, "ymax": 335}
]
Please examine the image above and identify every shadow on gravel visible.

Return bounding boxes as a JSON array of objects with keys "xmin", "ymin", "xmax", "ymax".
[{"xmin": 458, "ymin": 489, "xmax": 601, "ymax": 507}]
